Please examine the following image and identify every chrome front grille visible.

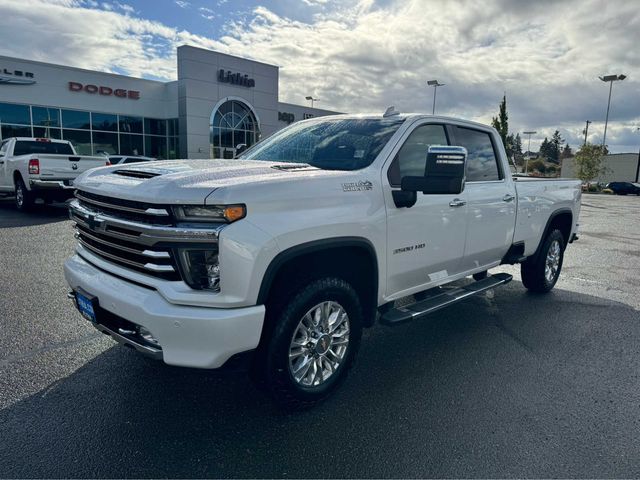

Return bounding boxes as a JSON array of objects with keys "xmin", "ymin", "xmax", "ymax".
[
  {"xmin": 74, "ymin": 223, "xmax": 178, "ymax": 279},
  {"xmin": 75, "ymin": 191, "xmax": 173, "ymax": 226},
  {"xmin": 70, "ymin": 192, "xmax": 223, "ymax": 282}
]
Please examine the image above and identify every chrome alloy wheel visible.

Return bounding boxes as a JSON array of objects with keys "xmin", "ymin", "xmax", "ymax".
[
  {"xmin": 15, "ymin": 183, "xmax": 24, "ymax": 208},
  {"xmin": 545, "ymin": 239, "xmax": 561, "ymax": 284},
  {"xmin": 288, "ymin": 301, "xmax": 350, "ymax": 387}
]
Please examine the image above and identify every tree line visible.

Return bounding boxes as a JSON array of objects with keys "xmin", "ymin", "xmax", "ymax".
[{"xmin": 491, "ymin": 95, "xmax": 574, "ymax": 175}]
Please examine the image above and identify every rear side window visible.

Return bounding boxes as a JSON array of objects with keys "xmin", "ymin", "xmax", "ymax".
[
  {"xmin": 0, "ymin": 141, "xmax": 8, "ymax": 156},
  {"xmin": 13, "ymin": 141, "xmax": 74, "ymax": 156},
  {"xmin": 453, "ymin": 127, "xmax": 501, "ymax": 182},
  {"xmin": 388, "ymin": 124, "xmax": 448, "ymax": 185}
]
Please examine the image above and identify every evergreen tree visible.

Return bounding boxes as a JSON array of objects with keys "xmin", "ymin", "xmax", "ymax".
[
  {"xmin": 560, "ymin": 143, "xmax": 573, "ymax": 159},
  {"xmin": 491, "ymin": 95, "xmax": 509, "ymax": 150},
  {"xmin": 539, "ymin": 137, "xmax": 551, "ymax": 160},
  {"xmin": 549, "ymin": 130, "xmax": 564, "ymax": 164}
]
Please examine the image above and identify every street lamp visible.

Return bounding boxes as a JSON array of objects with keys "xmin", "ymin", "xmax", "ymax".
[
  {"xmin": 599, "ymin": 74, "xmax": 626, "ymax": 148},
  {"xmin": 582, "ymin": 120, "xmax": 592, "ymax": 146},
  {"xmin": 427, "ymin": 79, "xmax": 445, "ymax": 115},
  {"xmin": 523, "ymin": 130, "xmax": 537, "ymax": 174},
  {"xmin": 305, "ymin": 96, "xmax": 319, "ymax": 108}
]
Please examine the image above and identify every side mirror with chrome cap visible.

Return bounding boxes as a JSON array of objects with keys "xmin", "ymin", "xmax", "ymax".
[
  {"xmin": 234, "ymin": 143, "xmax": 247, "ymax": 157},
  {"xmin": 401, "ymin": 145, "xmax": 467, "ymax": 195}
]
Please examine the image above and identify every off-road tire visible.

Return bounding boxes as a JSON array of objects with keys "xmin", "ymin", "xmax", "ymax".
[
  {"xmin": 14, "ymin": 176, "xmax": 35, "ymax": 212},
  {"xmin": 252, "ymin": 277, "xmax": 363, "ymax": 410},
  {"xmin": 521, "ymin": 229, "xmax": 565, "ymax": 293}
]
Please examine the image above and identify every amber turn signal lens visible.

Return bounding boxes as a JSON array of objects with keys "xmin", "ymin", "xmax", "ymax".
[{"xmin": 223, "ymin": 205, "xmax": 246, "ymax": 222}]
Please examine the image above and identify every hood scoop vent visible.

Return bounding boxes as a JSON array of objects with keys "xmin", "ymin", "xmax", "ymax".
[
  {"xmin": 271, "ymin": 163, "xmax": 319, "ymax": 172},
  {"xmin": 113, "ymin": 169, "xmax": 162, "ymax": 179}
]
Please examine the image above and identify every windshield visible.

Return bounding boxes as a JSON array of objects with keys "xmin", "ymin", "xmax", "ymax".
[
  {"xmin": 239, "ymin": 117, "xmax": 405, "ymax": 170},
  {"xmin": 14, "ymin": 141, "xmax": 74, "ymax": 156}
]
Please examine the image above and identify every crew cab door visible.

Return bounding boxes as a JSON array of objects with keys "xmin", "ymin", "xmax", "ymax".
[
  {"xmin": 449, "ymin": 125, "xmax": 516, "ymax": 271},
  {"xmin": 383, "ymin": 122, "xmax": 468, "ymax": 297},
  {"xmin": 0, "ymin": 140, "xmax": 10, "ymax": 190}
]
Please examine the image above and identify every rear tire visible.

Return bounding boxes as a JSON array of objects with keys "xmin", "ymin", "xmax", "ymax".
[
  {"xmin": 252, "ymin": 277, "xmax": 363, "ymax": 410},
  {"xmin": 14, "ymin": 177, "xmax": 35, "ymax": 212},
  {"xmin": 521, "ymin": 229, "xmax": 565, "ymax": 293}
]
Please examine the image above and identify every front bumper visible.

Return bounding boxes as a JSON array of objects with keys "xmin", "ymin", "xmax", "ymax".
[{"xmin": 64, "ymin": 253, "xmax": 265, "ymax": 369}]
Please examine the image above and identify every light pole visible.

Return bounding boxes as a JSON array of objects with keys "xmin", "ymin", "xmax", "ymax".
[
  {"xmin": 599, "ymin": 74, "xmax": 626, "ymax": 148},
  {"xmin": 305, "ymin": 96, "xmax": 319, "ymax": 108},
  {"xmin": 523, "ymin": 130, "xmax": 537, "ymax": 174},
  {"xmin": 582, "ymin": 120, "xmax": 592, "ymax": 145},
  {"xmin": 427, "ymin": 80, "xmax": 445, "ymax": 115}
]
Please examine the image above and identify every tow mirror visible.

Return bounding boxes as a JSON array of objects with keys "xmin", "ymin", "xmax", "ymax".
[{"xmin": 401, "ymin": 145, "xmax": 467, "ymax": 195}]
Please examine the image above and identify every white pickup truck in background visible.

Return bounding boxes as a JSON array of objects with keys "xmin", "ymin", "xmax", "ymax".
[
  {"xmin": 0, "ymin": 137, "xmax": 108, "ymax": 211},
  {"xmin": 64, "ymin": 112, "xmax": 581, "ymax": 409}
]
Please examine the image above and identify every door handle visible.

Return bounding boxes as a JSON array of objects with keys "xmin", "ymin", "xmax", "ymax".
[
  {"xmin": 502, "ymin": 194, "xmax": 515, "ymax": 202},
  {"xmin": 449, "ymin": 199, "xmax": 466, "ymax": 207},
  {"xmin": 0, "ymin": 161, "xmax": 4, "ymax": 164}
]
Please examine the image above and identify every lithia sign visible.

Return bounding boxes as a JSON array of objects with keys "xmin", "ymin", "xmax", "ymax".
[
  {"xmin": 0, "ymin": 68, "xmax": 36, "ymax": 85},
  {"xmin": 218, "ymin": 69, "xmax": 255, "ymax": 88}
]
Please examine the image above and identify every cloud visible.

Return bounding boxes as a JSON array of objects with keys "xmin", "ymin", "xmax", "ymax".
[{"xmin": 0, "ymin": 0, "xmax": 638, "ymax": 152}]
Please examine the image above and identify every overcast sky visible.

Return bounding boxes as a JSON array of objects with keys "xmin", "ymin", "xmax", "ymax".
[{"xmin": 1, "ymin": 0, "xmax": 638, "ymax": 152}]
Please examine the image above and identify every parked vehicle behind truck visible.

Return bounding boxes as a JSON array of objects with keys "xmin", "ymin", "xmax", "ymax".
[
  {"xmin": 0, "ymin": 137, "xmax": 109, "ymax": 210},
  {"xmin": 64, "ymin": 112, "xmax": 581, "ymax": 409}
]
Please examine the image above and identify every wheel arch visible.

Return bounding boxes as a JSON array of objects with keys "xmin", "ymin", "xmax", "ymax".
[
  {"xmin": 531, "ymin": 208, "xmax": 573, "ymax": 260},
  {"xmin": 257, "ymin": 237, "xmax": 379, "ymax": 328}
]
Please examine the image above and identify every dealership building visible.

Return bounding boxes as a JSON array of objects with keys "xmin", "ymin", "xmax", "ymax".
[{"xmin": 0, "ymin": 46, "xmax": 338, "ymax": 159}]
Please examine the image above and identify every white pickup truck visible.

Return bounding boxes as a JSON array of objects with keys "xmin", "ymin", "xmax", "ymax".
[
  {"xmin": 64, "ymin": 113, "xmax": 581, "ymax": 409},
  {"xmin": 0, "ymin": 137, "xmax": 108, "ymax": 211}
]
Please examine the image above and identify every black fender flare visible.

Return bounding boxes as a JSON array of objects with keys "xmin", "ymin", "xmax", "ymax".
[
  {"xmin": 530, "ymin": 208, "xmax": 573, "ymax": 261},
  {"xmin": 256, "ymin": 236, "xmax": 379, "ymax": 307}
]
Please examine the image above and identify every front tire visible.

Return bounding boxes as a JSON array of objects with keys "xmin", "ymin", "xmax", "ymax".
[
  {"xmin": 521, "ymin": 229, "xmax": 565, "ymax": 293},
  {"xmin": 14, "ymin": 177, "xmax": 35, "ymax": 212},
  {"xmin": 254, "ymin": 277, "xmax": 363, "ymax": 410}
]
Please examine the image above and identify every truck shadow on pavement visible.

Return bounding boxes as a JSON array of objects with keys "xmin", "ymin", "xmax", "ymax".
[
  {"xmin": 0, "ymin": 199, "xmax": 69, "ymax": 228},
  {"xmin": 1, "ymin": 283, "xmax": 639, "ymax": 478}
]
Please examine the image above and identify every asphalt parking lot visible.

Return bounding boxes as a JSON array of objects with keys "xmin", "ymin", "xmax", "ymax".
[{"xmin": 0, "ymin": 194, "xmax": 639, "ymax": 478}]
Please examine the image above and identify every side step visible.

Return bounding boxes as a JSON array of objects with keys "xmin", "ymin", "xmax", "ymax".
[{"xmin": 380, "ymin": 273, "xmax": 512, "ymax": 325}]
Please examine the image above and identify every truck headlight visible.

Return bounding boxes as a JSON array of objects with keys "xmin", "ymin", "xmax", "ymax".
[
  {"xmin": 177, "ymin": 249, "xmax": 220, "ymax": 291},
  {"xmin": 173, "ymin": 205, "xmax": 246, "ymax": 223}
]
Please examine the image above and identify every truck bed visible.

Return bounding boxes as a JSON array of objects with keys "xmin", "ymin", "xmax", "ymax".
[{"xmin": 513, "ymin": 177, "xmax": 582, "ymax": 256}]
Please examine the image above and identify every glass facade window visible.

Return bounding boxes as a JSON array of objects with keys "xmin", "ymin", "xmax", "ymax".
[
  {"xmin": 0, "ymin": 103, "xmax": 31, "ymax": 125},
  {"xmin": 120, "ymin": 133, "xmax": 143, "ymax": 155},
  {"xmin": 168, "ymin": 118, "xmax": 179, "ymax": 136},
  {"xmin": 168, "ymin": 137, "xmax": 179, "ymax": 159},
  {"xmin": 1, "ymin": 124, "xmax": 31, "ymax": 139},
  {"xmin": 92, "ymin": 131, "xmax": 119, "ymax": 155},
  {"xmin": 92, "ymin": 112, "xmax": 118, "ymax": 132},
  {"xmin": 210, "ymin": 100, "xmax": 259, "ymax": 159},
  {"xmin": 62, "ymin": 109, "xmax": 91, "ymax": 129},
  {"xmin": 120, "ymin": 116, "xmax": 143, "ymax": 134},
  {"xmin": 144, "ymin": 135, "xmax": 167, "ymax": 159},
  {"xmin": 32, "ymin": 107, "xmax": 60, "ymax": 127},
  {"xmin": 62, "ymin": 129, "xmax": 92, "ymax": 155},
  {"xmin": 0, "ymin": 101, "xmax": 177, "ymax": 159},
  {"xmin": 144, "ymin": 118, "xmax": 166, "ymax": 136},
  {"xmin": 33, "ymin": 127, "xmax": 62, "ymax": 139}
]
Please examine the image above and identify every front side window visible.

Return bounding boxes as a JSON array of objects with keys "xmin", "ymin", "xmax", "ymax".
[
  {"xmin": 453, "ymin": 127, "xmax": 501, "ymax": 182},
  {"xmin": 240, "ymin": 118, "xmax": 405, "ymax": 171},
  {"xmin": 388, "ymin": 124, "xmax": 448, "ymax": 185}
]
